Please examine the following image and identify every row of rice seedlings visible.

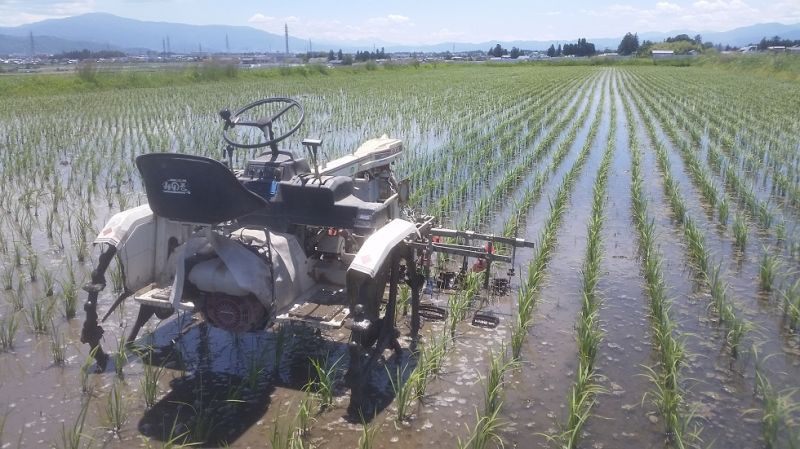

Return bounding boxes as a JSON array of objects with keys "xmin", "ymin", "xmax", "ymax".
[
  {"xmin": 627, "ymin": 82, "xmax": 750, "ymax": 356},
  {"xmin": 624, "ymin": 93, "xmax": 698, "ymax": 448},
  {"xmin": 457, "ymin": 347, "xmax": 515, "ymax": 449},
  {"xmin": 387, "ymin": 273, "xmax": 483, "ymax": 424},
  {"xmin": 552, "ymin": 95, "xmax": 616, "ymax": 449}
]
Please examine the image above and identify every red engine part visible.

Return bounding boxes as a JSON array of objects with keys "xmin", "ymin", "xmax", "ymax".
[{"xmin": 203, "ymin": 293, "xmax": 267, "ymax": 333}]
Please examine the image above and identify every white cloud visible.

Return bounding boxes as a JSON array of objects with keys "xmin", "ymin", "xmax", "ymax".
[
  {"xmin": 386, "ymin": 14, "xmax": 410, "ymax": 23},
  {"xmin": 247, "ymin": 13, "xmax": 423, "ymax": 44},
  {"xmin": 656, "ymin": 2, "xmax": 682, "ymax": 12},
  {"xmin": 0, "ymin": 0, "xmax": 95, "ymax": 26}
]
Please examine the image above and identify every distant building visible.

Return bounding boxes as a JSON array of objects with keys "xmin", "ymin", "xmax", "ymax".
[
  {"xmin": 652, "ymin": 50, "xmax": 675, "ymax": 60},
  {"xmin": 789, "ymin": 46, "xmax": 800, "ymax": 54}
]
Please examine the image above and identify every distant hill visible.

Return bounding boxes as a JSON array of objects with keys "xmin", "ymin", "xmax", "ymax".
[{"xmin": 0, "ymin": 13, "xmax": 797, "ymax": 55}]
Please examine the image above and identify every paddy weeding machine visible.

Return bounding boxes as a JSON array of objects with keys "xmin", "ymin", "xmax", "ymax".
[{"xmin": 80, "ymin": 97, "xmax": 533, "ymax": 396}]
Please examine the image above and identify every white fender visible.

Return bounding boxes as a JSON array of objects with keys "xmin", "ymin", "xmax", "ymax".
[{"xmin": 348, "ymin": 218, "xmax": 418, "ymax": 278}]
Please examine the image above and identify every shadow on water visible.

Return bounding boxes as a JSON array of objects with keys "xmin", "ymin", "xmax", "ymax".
[{"xmin": 132, "ymin": 315, "xmax": 411, "ymax": 446}]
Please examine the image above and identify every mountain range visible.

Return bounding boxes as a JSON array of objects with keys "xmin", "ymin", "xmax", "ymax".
[{"xmin": 1, "ymin": 13, "xmax": 798, "ymax": 56}]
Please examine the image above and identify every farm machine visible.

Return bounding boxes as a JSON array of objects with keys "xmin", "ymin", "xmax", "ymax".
[{"xmin": 80, "ymin": 97, "xmax": 533, "ymax": 410}]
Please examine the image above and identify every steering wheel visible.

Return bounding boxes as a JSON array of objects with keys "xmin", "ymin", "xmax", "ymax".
[{"xmin": 220, "ymin": 97, "xmax": 304, "ymax": 150}]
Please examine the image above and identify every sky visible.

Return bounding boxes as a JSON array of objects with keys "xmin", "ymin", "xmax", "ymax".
[{"xmin": 0, "ymin": 0, "xmax": 798, "ymax": 44}]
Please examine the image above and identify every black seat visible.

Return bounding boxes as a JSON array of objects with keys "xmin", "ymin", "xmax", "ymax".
[
  {"xmin": 136, "ymin": 153, "xmax": 268, "ymax": 224},
  {"xmin": 273, "ymin": 176, "xmax": 359, "ymax": 227}
]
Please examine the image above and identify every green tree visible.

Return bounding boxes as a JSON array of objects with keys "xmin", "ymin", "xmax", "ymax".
[
  {"xmin": 510, "ymin": 47, "xmax": 521, "ymax": 58},
  {"xmin": 617, "ymin": 32, "xmax": 639, "ymax": 55},
  {"xmin": 489, "ymin": 43, "xmax": 507, "ymax": 57},
  {"xmin": 337, "ymin": 49, "xmax": 343, "ymax": 60},
  {"xmin": 547, "ymin": 44, "xmax": 556, "ymax": 57},
  {"xmin": 556, "ymin": 44, "xmax": 562, "ymax": 56},
  {"xmin": 328, "ymin": 50, "xmax": 335, "ymax": 61}
]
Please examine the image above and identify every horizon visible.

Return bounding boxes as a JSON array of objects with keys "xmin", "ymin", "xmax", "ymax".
[{"xmin": 1, "ymin": 1, "xmax": 799, "ymax": 45}]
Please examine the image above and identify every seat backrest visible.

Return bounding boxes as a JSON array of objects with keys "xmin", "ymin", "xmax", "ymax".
[{"xmin": 136, "ymin": 153, "xmax": 267, "ymax": 224}]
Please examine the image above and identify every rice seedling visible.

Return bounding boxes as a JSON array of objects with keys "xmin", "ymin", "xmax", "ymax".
[
  {"xmin": 50, "ymin": 323, "xmax": 67, "ymax": 365},
  {"xmin": 27, "ymin": 297, "xmax": 53, "ymax": 334},
  {"xmin": 305, "ymin": 354, "xmax": 341, "ymax": 411},
  {"xmin": 733, "ymin": 213, "xmax": 748, "ymax": 249},
  {"xmin": 759, "ymin": 249, "xmax": 781, "ymax": 293},
  {"xmin": 113, "ymin": 331, "xmax": 128, "ymax": 377},
  {"xmin": 1, "ymin": 264, "xmax": 13, "ymax": 290},
  {"xmin": 718, "ymin": 197, "xmax": 729, "ymax": 225},
  {"xmin": 481, "ymin": 347, "xmax": 515, "ymax": 416},
  {"xmin": 104, "ymin": 381, "xmax": 128, "ymax": 436},
  {"xmin": 386, "ymin": 363, "xmax": 418, "ymax": 423},
  {"xmin": 456, "ymin": 406, "xmax": 506, "ymax": 449},
  {"xmin": 139, "ymin": 351, "xmax": 164, "ymax": 409},
  {"xmin": 357, "ymin": 416, "xmax": 378, "ymax": 449},
  {"xmin": 62, "ymin": 281, "xmax": 78, "ymax": 319},
  {"xmin": 510, "ymin": 311, "xmax": 530, "ymax": 361},
  {"xmin": 782, "ymin": 278, "xmax": 800, "ymax": 331},
  {"xmin": 57, "ymin": 395, "xmax": 91, "ymax": 449},
  {"xmin": 79, "ymin": 346, "xmax": 99, "ymax": 394},
  {"xmin": 295, "ymin": 393, "xmax": 315, "ymax": 437},
  {"xmin": 41, "ymin": 268, "xmax": 55, "ymax": 297},
  {"xmin": 26, "ymin": 251, "xmax": 38, "ymax": 282},
  {"xmin": 398, "ymin": 283, "xmax": 411, "ymax": 316},
  {"xmin": 0, "ymin": 313, "xmax": 19, "ymax": 351}
]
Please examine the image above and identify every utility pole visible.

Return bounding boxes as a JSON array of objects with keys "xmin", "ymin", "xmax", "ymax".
[
  {"xmin": 166, "ymin": 35, "xmax": 171, "ymax": 55},
  {"xmin": 284, "ymin": 23, "xmax": 289, "ymax": 58},
  {"xmin": 29, "ymin": 31, "xmax": 35, "ymax": 57},
  {"xmin": 225, "ymin": 34, "xmax": 230, "ymax": 53},
  {"xmin": 162, "ymin": 38, "xmax": 166, "ymax": 56}
]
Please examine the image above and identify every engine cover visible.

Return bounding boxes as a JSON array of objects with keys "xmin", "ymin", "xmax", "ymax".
[{"xmin": 204, "ymin": 293, "xmax": 267, "ymax": 333}]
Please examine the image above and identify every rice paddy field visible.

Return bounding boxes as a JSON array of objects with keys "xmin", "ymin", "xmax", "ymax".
[{"xmin": 1, "ymin": 62, "xmax": 800, "ymax": 448}]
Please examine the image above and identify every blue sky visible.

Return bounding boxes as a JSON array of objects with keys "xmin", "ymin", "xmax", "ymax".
[{"xmin": 1, "ymin": 0, "xmax": 798, "ymax": 43}]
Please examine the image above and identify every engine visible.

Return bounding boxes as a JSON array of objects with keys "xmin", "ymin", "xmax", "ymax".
[{"xmin": 183, "ymin": 228, "xmax": 313, "ymax": 333}]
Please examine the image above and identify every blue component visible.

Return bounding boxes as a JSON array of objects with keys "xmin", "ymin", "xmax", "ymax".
[{"xmin": 270, "ymin": 180, "xmax": 279, "ymax": 197}]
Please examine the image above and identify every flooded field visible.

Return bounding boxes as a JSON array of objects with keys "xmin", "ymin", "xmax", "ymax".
[{"xmin": 1, "ymin": 64, "xmax": 799, "ymax": 448}]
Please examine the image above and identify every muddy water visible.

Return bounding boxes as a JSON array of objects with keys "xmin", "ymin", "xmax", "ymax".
[
  {"xmin": 618, "ymin": 75, "xmax": 764, "ymax": 447},
  {"xmin": 581, "ymin": 71, "xmax": 664, "ymax": 449}
]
